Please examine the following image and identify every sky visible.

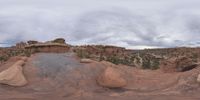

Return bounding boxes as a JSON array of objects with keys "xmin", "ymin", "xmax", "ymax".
[{"xmin": 0, "ymin": 0, "xmax": 200, "ymax": 49}]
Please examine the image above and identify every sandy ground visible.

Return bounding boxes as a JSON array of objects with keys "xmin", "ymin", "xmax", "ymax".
[{"xmin": 0, "ymin": 53, "xmax": 200, "ymax": 100}]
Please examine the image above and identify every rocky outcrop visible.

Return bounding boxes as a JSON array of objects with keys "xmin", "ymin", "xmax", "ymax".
[
  {"xmin": 16, "ymin": 42, "xmax": 27, "ymax": 49},
  {"xmin": 52, "ymin": 38, "xmax": 66, "ymax": 44},
  {"xmin": 0, "ymin": 58, "xmax": 28, "ymax": 86},
  {"xmin": 176, "ymin": 57, "xmax": 198, "ymax": 72},
  {"xmin": 160, "ymin": 57, "xmax": 197, "ymax": 72},
  {"xmin": 197, "ymin": 74, "xmax": 200, "ymax": 83},
  {"xmin": 97, "ymin": 67, "xmax": 127, "ymax": 88},
  {"xmin": 80, "ymin": 59, "xmax": 94, "ymax": 63},
  {"xmin": 27, "ymin": 40, "xmax": 39, "ymax": 45},
  {"xmin": 25, "ymin": 38, "xmax": 70, "ymax": 53}
]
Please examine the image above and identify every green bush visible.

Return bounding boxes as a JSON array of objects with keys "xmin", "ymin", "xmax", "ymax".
[
  {"xmin": 0, "ymin": 56, "xmax": 8, "ymax": 62},
  {"xmin": 151, "ymin": 60, "xmax": 160, "ymax": 70},
  {"xmin": 191, "ymin": 53, "xmax": 198, "ymax": 62},
  {"xmin": 76, "ymin": 49, "xmax": 90, "ymax": 58},
  {"xmin": 142, "ymin": 59, "xmax": 160, "ymax": 70},
  {"xmin": 106, "ymin": 56, "xmax": 120, "ymax": 65},
  {"xmin": 106, "ymin": 56, "xmax": 132, "ymax": 65}
]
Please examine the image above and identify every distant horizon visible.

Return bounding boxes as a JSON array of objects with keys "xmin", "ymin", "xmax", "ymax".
[{"xmin": 1, "ymin": 38, "xmax": 200, "ymax": 50}]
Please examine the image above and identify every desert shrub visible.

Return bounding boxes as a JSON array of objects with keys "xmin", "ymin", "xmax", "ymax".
[
  {"xmin": 107, "ymin": 56, "xmax": 120, "ymax": 65},
  {"xmin": 142, "ymin": 60, "xmax": 151, "ymax": 69},
  {"xmin": 151, "ymin": 60, "xmax": 160, "ymax": 70},
  {"xmin": 141, "ymin": 56, "xmax": 160, "ymax": 70},
  {"xmin": 99, "ymin": 53, "xmax": 105, "ymax": 61},
  {"xmin": 76, "ymin": 49, "xmax": 90, "ymax": 58},
  {"xmin": 0, "ymin": 56, "xmax": 8, "ymax": 62},
  {"xmin": 120, "ymin": 59, "xmax": 132, "ymax": 65},
  {"xmin": 191, "ymin": 53, "xmax": 198, "ymax": 62},
  {"xmin": 23, "ymin": 50, "xmax": 31, "ymax": 57},
  {"xmin": 106, "ymin": 56, "xmax": 132, "ymax": 65}
]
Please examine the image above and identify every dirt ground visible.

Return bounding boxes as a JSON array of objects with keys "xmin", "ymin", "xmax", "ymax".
[{"xmin": 0, "ymin": 53, "xmax": 200, "ymax": 100}]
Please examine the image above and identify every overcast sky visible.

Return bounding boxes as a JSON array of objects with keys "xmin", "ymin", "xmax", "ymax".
[{"xmin": 0, "ymin": 0, "xmax": 200, "ymax": 49}]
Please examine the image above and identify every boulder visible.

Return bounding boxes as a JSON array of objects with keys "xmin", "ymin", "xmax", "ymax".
[
  {"xmin": 80, "ymin": 59, "xmax": 94, "ymax": 63},
  {"xmin": 197, "ymin": 74, "xmax": 200, "ymax": 83},
  {"xmin": 97, "ymin": 67, "xmax": 127, "ymax": 88},
  {"xmin": 20, "ymin": 57, "xmax": 28, "ymax": 62},
  {"xmin": 0, "ymin": 60, "xmax": 27, "ymax": 86},
  {"xmin": 160, "ymin": 57, "xmax": 197, "ymax": 72}
]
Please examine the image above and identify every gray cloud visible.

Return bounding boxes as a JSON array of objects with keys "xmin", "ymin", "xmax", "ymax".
[{"xmin": 0, "ymin": 0, "xmax": 200, "ymax": 49}]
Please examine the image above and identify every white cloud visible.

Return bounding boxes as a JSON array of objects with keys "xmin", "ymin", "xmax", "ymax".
[{"xmin": 0, "ymin": 0, "xmax": 200, "ymax": 49}]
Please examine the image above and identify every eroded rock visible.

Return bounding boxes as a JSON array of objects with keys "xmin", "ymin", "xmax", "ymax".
[
  {"xmin": 97, "ymin": 67, "xmax": 127, "ymax": 88},
  {"xmin": 27, "ymin": 40, "xmax": 38, "ymax": 45},
  {"xmin": 160, "ymin": 57, "xmax": 197, "ymax": 72},
  {"xmin": 80, "ymin": 59, "xmax": 94, "ymax": 63},
  {"xmin": 197, "ymin": 74, "xmax": 200, "ymax": 83},
  {"xmin": 52, "ymin": 38, "xmax": 66, "ymax": 44},
  {"xmin": 0, "ymin": 60, "xmax": 27, "ymax": 86}
]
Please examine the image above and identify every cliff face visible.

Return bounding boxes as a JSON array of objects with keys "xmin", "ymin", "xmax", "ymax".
[
  {"xmin": 25, "ymin": 43, "xmax": 70, "ymax": 53},
  {"xmin": 0, "ymin": 38, "xmax": 69, "ymax": 64},
  {"xmin": 25, "ymin": 38, "xmax": 70, "ymax": 53},
  {"xmin": 1, "ymin": 38, "xmax": 200, "ymax": 70}
]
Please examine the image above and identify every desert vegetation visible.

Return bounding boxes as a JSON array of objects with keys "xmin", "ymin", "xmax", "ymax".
[
  {"xmin": 1, "ymin": 40, "xmax": 200, "ymax": 71},
  {"xmin": 0, "ymin": 39, "xmax": 200, "ymax": 100},
  {"xmin": 73, "ymin": 46, "xmax": 200, "ymax": 70},
  {"xmin": 0, "ymin": 47, "xmax": 26, "ymax": 64}
]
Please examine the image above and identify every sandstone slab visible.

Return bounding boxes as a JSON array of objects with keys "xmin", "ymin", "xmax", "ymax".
[
  {"xmin": 80, "ymin": 59, "xmax": 94, "ymax": 63},
  {"xmin": 0, "ymin": 60, "xmax": 27, "ymax": 86},
  {"xmin": 97, "ymin": 67, "xmax": 127, "ymax": 88}
]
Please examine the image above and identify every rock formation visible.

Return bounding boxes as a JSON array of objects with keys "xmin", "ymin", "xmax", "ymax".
[
  {"xmin": 80, "ymin": 59, "xmax": 94, "ymax": 63},
  {"xmin": 197, "ymin": 74, "xmax": 200, "ymax": 83},
  {"xmin": 16, "ymin": 42, "xmax": 27, "ymax": 49},
  {"xmin": 0, "ymin": 58, "xmax": 27, "ymax": 86},
  {"xmin": 25, "ymin": 38, "xmax": 70, "ymax": 53},
  {"xmin": 52, "ymin": 38, "xmax": 66, "ymax": 44},
  {"xmin": 97, "ymin": 67, "xmax": 127, "ymax": 88},
  {"xmin": 27, "ymin": 40, "xmax": 39, "ymax": 45},
  {"xmin": 160, "ymin": 56, "xmax": 197, "ymax": 72}
]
